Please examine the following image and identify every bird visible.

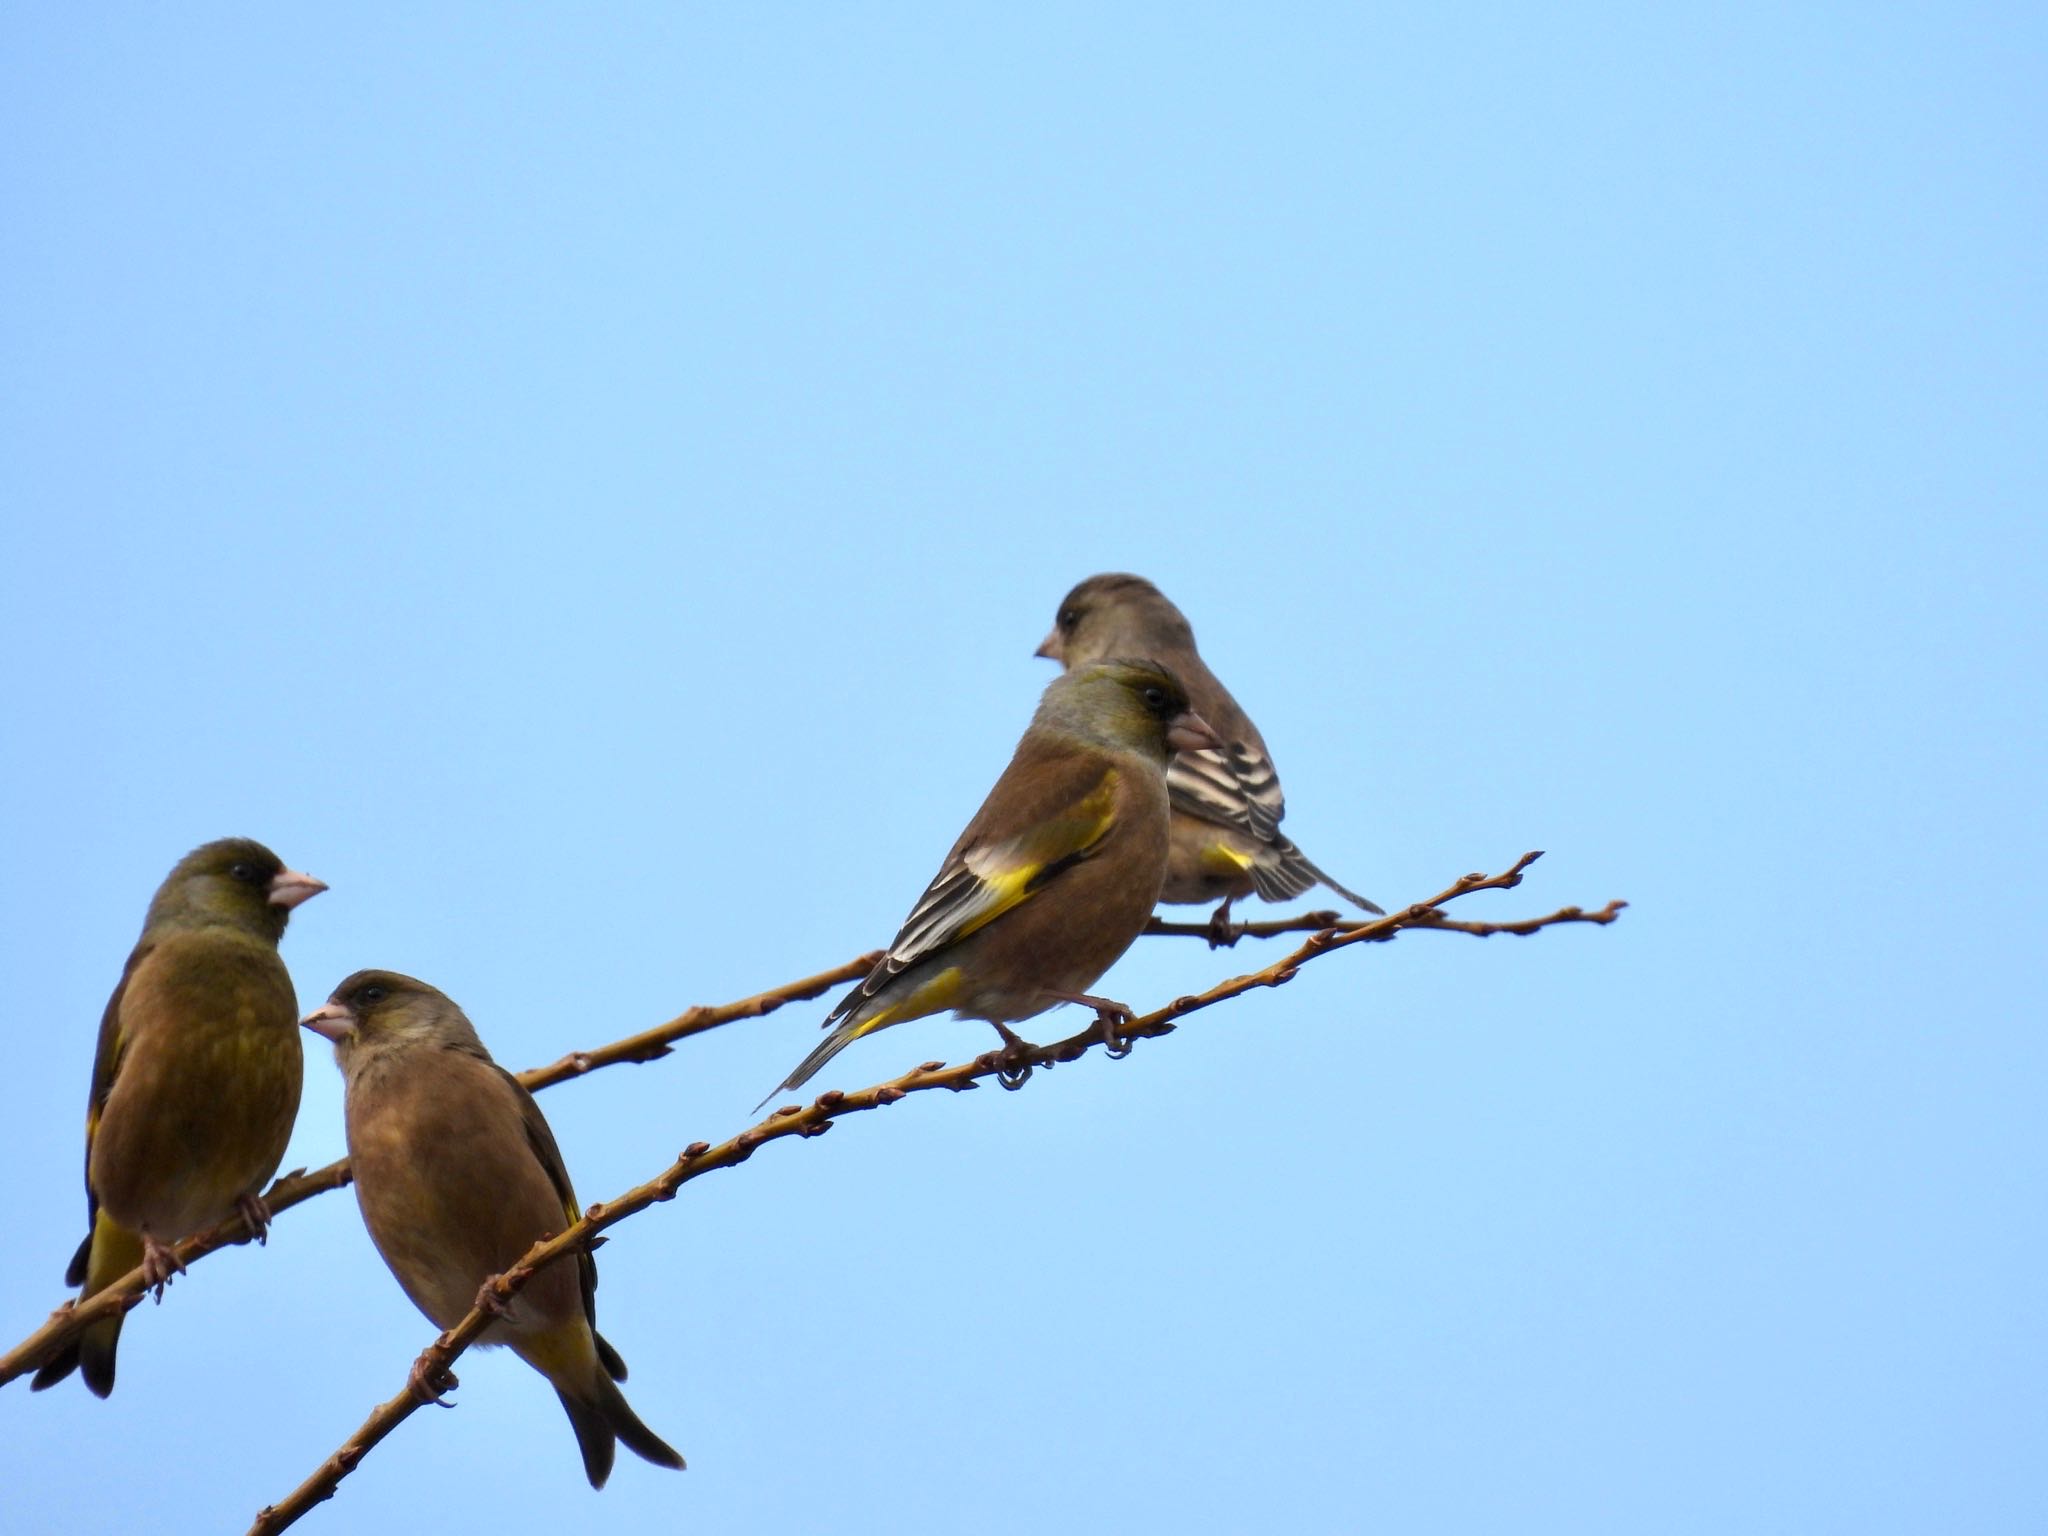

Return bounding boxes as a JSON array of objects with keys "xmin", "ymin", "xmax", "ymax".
[
  {"xmin": 302, "ymin": 970, "xmax": 684, "ymax": 1489},
  {"xmin": 762, "ymin": 657, "xmax": 1221, "ymax": 1106},
  {"xmin": 1036, "ymin": 573, "xmax": 1381, "ymax": 942},
  {"xmin": 32, "ymin": 837, "xmax": 325, "ymax": 1397}
]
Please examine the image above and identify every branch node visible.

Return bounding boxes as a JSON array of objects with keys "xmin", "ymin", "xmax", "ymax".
[
  {"xmin": 681, "ymin": 1141, "xmax": 710, "ymax": 1159},
  {"xmin": 875, "ymin": 1086, "xmax": 906, "ymax": 1105}
]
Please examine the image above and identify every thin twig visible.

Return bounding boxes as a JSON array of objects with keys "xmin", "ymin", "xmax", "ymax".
[
  {"xmin": 0, "ymin": 955, "xmax": 878, "ymax": 1390},
  {"xmin": 247, "ymin": 854, "xmax": 1621, "ymax": 1534},
  {"xmin": 1143, "ymin": 908, "xmax": 1346, "ymax": 941}
]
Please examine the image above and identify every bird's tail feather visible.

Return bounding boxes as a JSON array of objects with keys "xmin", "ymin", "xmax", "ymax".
[
  {"xmin": 559, "ymin": 1388, "xmax": 618, "ymax": 1489},
  {"xmin": 753, "ymin": 1011, "xmax": 885, "ymax": 1113},
  {"xmin": 1252, "ymin": 837, "xmax": 1383, "ymax": 915},
  {"xmin": 32, "ymin": 1217, "xmax": 139, "ymax": 1396},
  {"xmin": 558, "ymin": 1371, "xmax": 686, "ymax": 1489}
]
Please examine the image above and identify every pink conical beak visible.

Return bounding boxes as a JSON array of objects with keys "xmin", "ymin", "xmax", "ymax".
[
  {"xmin": 1035, "ymin": 629, "xmax": 1063, "ymax": 663},
  {"xmin": 300, "ymin": 1000, "xmax": 355, "ymax": 1042},
  {"xmin": 268, "ymin": 869, "xmax": 327, "ymax": 910}
]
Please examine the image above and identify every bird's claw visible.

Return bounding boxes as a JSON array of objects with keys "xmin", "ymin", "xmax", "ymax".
[
  {"xmin": 473, "ymin": 1278, "xmax": 512, "ymax": 1318},
  {"xmin": 236, "ymin": 1191, "xmax": 274, "ymax": 1246},
  {"xmin": 407, "ymin": 1355, "xmax": 460, "ymax": 1407},
  {"xmin": 984, "ymin": 1026, "xmax": 1036, "ymax": 1090},
  {"xmin": 1204, "ymin": 899, "xmax": 1240, "ymax": 949},
  {"xmin": 1102, "ymin": 1017, "xmax": 1134, "ymax": 1059},
  {"xmin": 1094, "ymin": 1000, "xmax": 1136, "ymax": 1058},
  {"xmin": 140, "ymin": 1234, "xmax": 185, "ymax": 1301}
]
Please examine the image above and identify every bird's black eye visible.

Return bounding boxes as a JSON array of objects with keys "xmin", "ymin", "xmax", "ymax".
[
  {"xmin": 229, "ymin": 862, "xmax": 259, "ymax": 883},
  {"xmin": 1141, "ymin": 685, "xmax": 1169, "ymax": 712},
  {"xmin": 1058, "ymin": 606, "xmax": 1080, "ymax": 630},
  {"xmin": 357, "ymin": 984, "xmax": 388, "ymax": 1005}
]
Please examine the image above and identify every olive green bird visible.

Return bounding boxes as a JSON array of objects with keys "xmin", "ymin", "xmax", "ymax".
[
  {"xmin": 1038, "ymin": 574, "xmax": 1381, "ymax": 940},
  {"xmin": 32, "ymin": 837, "xmax": 325, "ymax": 1397},
  {"xmin": 302, "ymin": 971, "xmax": 684, "ymax": 1489},
  {"xmin": 762, "ymin": 658, "xmax": 1221, "ymax": 1105}
]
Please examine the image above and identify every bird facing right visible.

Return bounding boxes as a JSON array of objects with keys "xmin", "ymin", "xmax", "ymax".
[
  {"xmin": 1037, "ymin": 573, "xmax": 1381, "ymax": 939},
  {"xmin": 33, "ymin": 836, "xmax": 324, "ymax": 1398},
  {"xmin": 762, "ymin": 657, "xmax": 1221, "ymax": 1103}
]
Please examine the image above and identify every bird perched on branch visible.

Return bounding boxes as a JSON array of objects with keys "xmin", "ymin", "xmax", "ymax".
[
  {"xmin": 303, "ymin": 971, "xmax": 684, "ymax": 1489},
  {"xmin": 33, "ymin": 837, "xmax": 325, "ymax": 1397},
  {"xmin": 1037, "ymin": 573, "xmax": 1381, "ymax": 941},
  {"xmin": 763, "ymin": 658, "xmax": 1221, "ymax": 1104}
]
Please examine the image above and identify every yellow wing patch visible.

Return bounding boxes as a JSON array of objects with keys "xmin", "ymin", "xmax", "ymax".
[
  {"xmin": 850, "ymin": 768, "xmax": 1124, "ymax": 1016},
  {"xmin": 1199, "ymin": 839, "xmax": 1257, "ymax": 875},
  {"xmin": 957, "ymin": 769, "xmax": 1122, "ymax": 939},
  {"xmin": 848, "ymin": 967, "xmax": 965, "ymax": 1042}
]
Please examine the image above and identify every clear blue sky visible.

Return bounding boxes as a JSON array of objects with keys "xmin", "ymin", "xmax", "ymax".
[{"xmin": 4, "ymin": 6, "xmax": 2043, "ymax": 1532}]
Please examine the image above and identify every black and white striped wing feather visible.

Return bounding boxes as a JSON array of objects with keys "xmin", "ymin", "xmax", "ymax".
[
  {"xmin": 1168, "ymin": 743, "xmax": 1383, "ymax": 914},
  {"xmin": 1167, "ymin": 742, "xmax": 1287, "ymax": 841}
]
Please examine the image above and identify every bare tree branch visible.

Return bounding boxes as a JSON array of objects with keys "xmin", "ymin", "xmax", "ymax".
[
  {"xmin": 0, "ymin": 955, "xmax": 878, "ymax": 1390},
  {"xmin": 247, "ymin": 853, "xmax": 1622, "ymax": 1533}
]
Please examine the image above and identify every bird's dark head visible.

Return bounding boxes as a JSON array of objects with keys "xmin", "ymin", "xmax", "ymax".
[
  {"xmin": 148, "ymin": 837, "xmax": 325, "ymax": 942},
  {"xmin": 1041, "ymin": 658, "xmax": 1222, "ymax": 763},
  {"xmin": 1035, "ymin": 573, "xmax": 1195, "ymax": 670},
  {"xmin": 302, "ymin": 969, "xmax": 486, "ymax": 1071}
]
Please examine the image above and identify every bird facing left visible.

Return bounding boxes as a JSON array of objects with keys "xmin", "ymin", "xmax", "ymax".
[
  {"xmin": 32, "ymin": 837, "xmax": 326, "ymax": 1397},
  {"xmin": 303, "ymin": 970, "xmax": 685, "ymax": 1489}
]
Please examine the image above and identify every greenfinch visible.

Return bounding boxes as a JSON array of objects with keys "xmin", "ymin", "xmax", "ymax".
[
  {"xmin": 1038, "ymin": 574, "xmax": 1381, "ymax": 935},
  {"xmin": 764, "ymin": 658, "xmax": 1221, "ymax": 1102},
  {"xmin": 33, "ymin": 837, "xmax": 325, "ymax": 1397},
  {"xmin": 302, "ymin": 971, "xmax": 683, "ymax": 1489}
]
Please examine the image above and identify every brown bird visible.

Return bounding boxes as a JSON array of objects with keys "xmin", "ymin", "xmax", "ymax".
[
  {"xmin": 33, "ymin": 836, "xmax": 325, "ymax": 1396},
  {"xmin": 304, "ymin": 971, "xmax": 684, "ymax": 1489},
  {"xmin": 1038, "ymin": 574, "xmax": 1380, "ymax": 941},
  {"xmin": 762, "ymin": 657, "xmax": 1221, "ymax": 1104}
]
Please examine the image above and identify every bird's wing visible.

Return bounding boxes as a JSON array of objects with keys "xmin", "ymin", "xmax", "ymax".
[
  {"xmin": 832, "ymin": 758, "xmax": 1125, "ymax": 1022},
  {"xmin": 1168, "ymin": 740, "xmax": 1287, "ymax": 842},
  {"xmin": 68, "ymin": 946, "xmax": 150, "ymax": 1281},
  {"xmin": 496, "ymin": 1066, "xmax": 603, "ymax": 1337},
  {"xmin": 1174, "ymin": 749, "xmax": 1384, "ymax": 915}
]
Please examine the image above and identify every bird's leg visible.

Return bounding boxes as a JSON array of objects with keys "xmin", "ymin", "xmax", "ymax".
[
  {"xmin": 1205, "ymin": 896, "xmax": 1240, "ymax": 949},
  {"xmin": 1044, "ymin": 991, "xmax": 1136, "ymax": 1058},
  {"xmin": 139, "ymin": 1232, "xmax": 185, "ymax": 1301},
  {"xmin": 407, "ymin": 1352, "xmax": 460, "ymax": 1407},
  {"xmin": 983, "ymin": 1024, "xmax": 1036, "ymax": 1090},
  {"xmin": 235, "ymin": 1190, "xmax": 273, "ymax": 1246}
]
